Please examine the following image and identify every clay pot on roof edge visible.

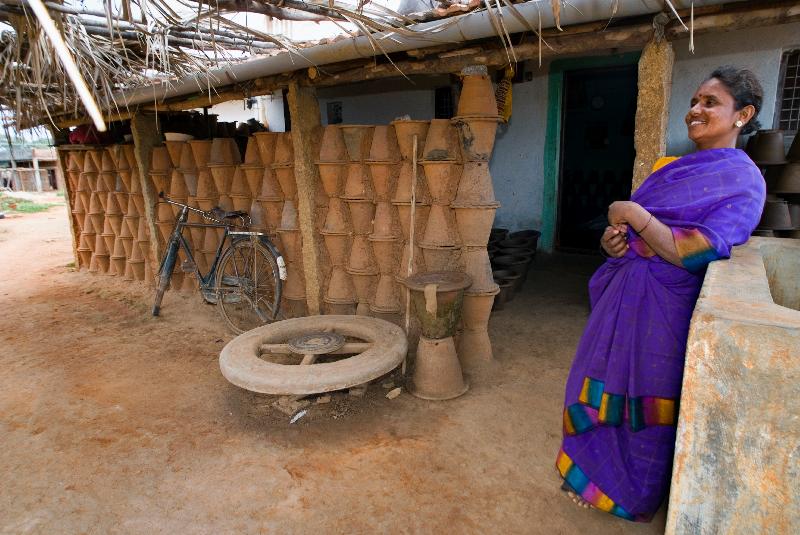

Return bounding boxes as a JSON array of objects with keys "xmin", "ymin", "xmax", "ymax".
[
  {"xmin": 165, "ymin": 140, "xmax": 185, "ymax": 168},
  {"xmin": 188, "ymin": 140, "xmax": 213, "ymax": 168},
  {"xmin": 208, "ymin": 138, "xmax": 242, "ymax": 165},
  {"xmin": 391, "ymin": 119, "xmax": 429, "ymax": 161}
]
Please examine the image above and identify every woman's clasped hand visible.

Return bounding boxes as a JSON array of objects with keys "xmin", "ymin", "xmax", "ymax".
[{"xmin": 600, "ymin": 224, "xmax": 628, "ymax": 257}]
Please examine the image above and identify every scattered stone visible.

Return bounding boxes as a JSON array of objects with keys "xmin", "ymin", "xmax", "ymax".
[
  {"xmin": 381, "ymin": 381, "xmax": 395, "ymax": 389},
  {"xmin": 315, "ymin": 394, "xmax": 332, "ymax": 405},
  {"xmin": 273, "ymin": 396, "xmax": 310, "ymax": 416},
  {"xmin": 349, "ymin": 385, "xmax": 367, "ymax": 398},
  {"xmin": 386, "ymin": 387, "xmax": 402, "ymax": 400}
]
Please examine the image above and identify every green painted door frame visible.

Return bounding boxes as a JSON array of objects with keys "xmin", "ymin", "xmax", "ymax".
[{"xmin": 540, "ymin": 52, "xmax": 641, "ymax": 251}]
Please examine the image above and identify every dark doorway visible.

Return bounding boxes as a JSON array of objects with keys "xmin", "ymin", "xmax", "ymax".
[{"xmin": 556, "ymin": 64, "xmax": 637, "ymax": 251}]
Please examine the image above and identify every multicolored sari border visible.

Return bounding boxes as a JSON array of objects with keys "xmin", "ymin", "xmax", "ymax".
[
  {"xmin": 556, "ymin": 449, "xmax": 647, "ymax": 522},
  {"xmin": 563, "ymin": 377, "xmax": 677, "ymax": 436},
  {"xmin": 672, "ymin": 227, "xmax": 720, "ymax": 273}
]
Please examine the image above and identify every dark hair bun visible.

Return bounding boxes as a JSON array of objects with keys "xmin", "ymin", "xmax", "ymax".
[{"xmin": 708, "ymin": 66, "xmax": 763, "ymax": 135}]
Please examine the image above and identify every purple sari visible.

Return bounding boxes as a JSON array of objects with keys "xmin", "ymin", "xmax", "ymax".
[{"xmin": 556, "ymin": 148, "xmax": 765, "ymax": 521}]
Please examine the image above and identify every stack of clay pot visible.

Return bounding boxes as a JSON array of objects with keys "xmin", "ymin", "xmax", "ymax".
[
  {"xmin": 341, "ymin": 125, "xmax": 377, "ymax": 316},
  {"xmin": 391, "ymin": 119, "xmax": 430, "ymax": 291},
  {"xmin": 489, "ymin": 229, "xmax": 540, "ymax": 309},
  {"xmin": 749, "ymin": 130, "xmax": 800, "ymax": 238},
  {"xmin": 404, "ymin": 271, "xmax": 472, "ymax": 400},
  {"xmin": 188, "ymin": 139, "xmax": 220, "ymax": 273},
  {"xmin": 70, "ymin": 150, "xmax": 94, "ymax": 269},
  {"xmin": 253, "ymin": 133, "xmax": 285, "ymax": 238},
  {"xmin": 240, "ymin": 136, "xmax": 268, "ymax": 239},
  {"xmin": 84, "ymin": 149, "xmax": 106, "ymax": 273},
  {"xmin": 367, "ymin": 126, "xmax": 403, "ymax": 318},
  {"xmin": 318, "ymin": 125, "xmax": 357, "ymax": 314},
  {"xmin": 272, "ymin": 132, "xmax": 306, "ymax": 317},
  {"xmin": 124, "ymin": 144, "xmax": 149, "ymax": 282},
  {"xmin": 451, "ymin": 66, "xmax": 502, "ymax": 363}
]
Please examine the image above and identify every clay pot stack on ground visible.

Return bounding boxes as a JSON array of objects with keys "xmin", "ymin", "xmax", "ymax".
[
  {"xmin": 404, "ymin": 271, "xmax": 472, "ymax": 400},
  {"xmin": 68, "ymin": 150, "xmax": 93, "ymax": 268},
  {"xmin": 83, "ymin": 150, "xmax": 105, "ymax": 273},
  {"xmin": 253, "ymin": 132, "xmax": 285, "ymax": 237},
  {"xmin": 451, "ymin": 67, "xmax": 502, "ymax": 363},
  {"xmin": 240, "ymin": 136, "xmax": 268, "ymax": 238},
  {"xmin": 318, "ymin": 125, "xmax": 357, "ymax": 314},
  {"xmin": 272, "ymin": 132, "xmax": 307, "ymax": 317},
  {"xmin": 367, "ymin": 126, "xmax": 403, "ymax": 318},
  {"xmin": 749, "ymin": 130, "xmax": 800, "ymax": 238},
  {"xmin": 188, "ymin": 139, "xmax": 221, "ymax": 272},
  {"xmin": 391, "ymin": 119, "xmax": 430, "ymax": 296},
  {"xmin": 341, "ymin": 125, "xmax": 378, "ymax": 316}
]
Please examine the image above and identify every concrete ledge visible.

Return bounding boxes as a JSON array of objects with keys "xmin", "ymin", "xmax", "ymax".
[{"xmin": 666, "ymin": 238, "xmax": 800, "ymax": 535}]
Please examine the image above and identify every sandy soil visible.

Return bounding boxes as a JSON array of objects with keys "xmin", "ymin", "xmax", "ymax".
[{"xmin": 0, "ymin": 204, "xmax": 667, "ymax": 534}]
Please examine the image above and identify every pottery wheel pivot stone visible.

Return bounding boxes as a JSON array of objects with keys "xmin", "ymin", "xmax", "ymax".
[{"xmin": 287, "ymin": 332, "xmax": 346, "ymax": 364}]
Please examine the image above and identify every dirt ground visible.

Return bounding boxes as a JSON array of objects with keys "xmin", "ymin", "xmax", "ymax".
[{"xmin": 0, "ymin": 202, "xmax": 667, "ymax": 534}]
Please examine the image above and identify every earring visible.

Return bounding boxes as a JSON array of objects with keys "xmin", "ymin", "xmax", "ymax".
[{"xmin": 735, "ymin": 120, "xmax": 744, "ymax": 128}]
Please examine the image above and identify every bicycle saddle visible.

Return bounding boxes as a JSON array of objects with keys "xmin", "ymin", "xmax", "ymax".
[{"xmin": 211, "ymin": 207, "xmax": 248, "ymax": 220}]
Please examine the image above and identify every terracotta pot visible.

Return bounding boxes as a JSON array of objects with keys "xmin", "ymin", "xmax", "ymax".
[
  {"xmin": 368, "ymin": 125, "xmax": 400, "ymax": 161},
  {"xmin": 114, "ymin": 192, "xmax": 129, "ymax": 215},
  {"xmin": 230, "ymin": 194, "xmax": 251, "ymax": 212},
  {"xmin": 101, "ymin": 225, "xmax": 116, "ymax": 256},
  {"xmin": 317, "ymin": 162, "xmax": 347, "ymax": 197},
  {"xmin": 758, "ymin": 199, "xmax": 794, "ymax": 230},
  {"xmin": 76, "ymin": 246, "xmax": 92, "ymax": 268},
  {"xmin": 342, "ymin": 164, "xmax": 371, "ymax": 200},
  {"xmin": 128, "ymin": 260, "xmax": 146, "ymax": 281},
  {"xmin": 194, "ymin": 170, "xmax": 216, "ymax": 199},
  {"xmin": 339, "ymin": 125, "xmax": 375, "ymax": 161},
  {"xmin": 105, "ymin": 213, "xmax": 123, "ymax": 237},
  {"xmin": 208, "ymin": 138, "xmax": 241, "ymax": 165},
  {"xmin": 278, "ymin": 229, "xmax": 302, "ymax": 263},
  {"xmin": 391, "ymin": 119, "xmax": 429, "ymax": 161},
  {"xmin": 369, "ymin": 202, "xmax": 397, "ymax": 241},
  {"xmin": 94, "ymin": 232, "xmax": 109, "ymax": 257},
  {"xmin": 76, "ymin": 172, "xmax": 90, "ymax": 192},
  {"xmin": 131, "ymin": 194, "xmax": 146, "ymax": 219},
  {"xmin": 94, "ymin": 254, "xmax": 111, "ymax": 274},
  {"xmin": 252, "ymin": 132, "xmax": 278, "ymax": 165},
  {"xmin": 462, "ymin": 246, "xmax": 499, "ymax": 294},
  {"xmin": 392, "ymin": 162, "xmax": 427, "ymax": 204},
  {"xmin": 89, "ymin": 214, "xmax": 105, "ymax": 238},
  {"xmin": 367, "ymin": 162, "xmax": 398, "ymax": 201},
  {"xmin": 238, "ymin": 166, "xmax": 262, "ymax": 198},
  {"xmin": 457, "ymin": 73, "xmax": 497, "ymax": 117},
  {"xmin": 421, "ymin": 161, "xmax": 462, "ymax": 204},
  {"xmin": 370, "ymin": 238, "xmax": 397, "ymax": 274},
  {"xmin": 323, "ymin": 232, "xmax": 350, "ymax": 266},
  {"xmin": 157, "ymin": 221, "xmax": 174, "ymax": 245},
  {"xmin": 273, "ymin": 133, "xmax": 294, "ymax": 164},
  {"xmin": 371, "ymin": 275, "xmax": 401, "ymax": 314},
  {"xmin": 168, "ymin": 169, "xmax": 189, "ymax": 198},
  {"xmin": 323, "ymin": 198, "xmax": 349, "ymax": 234},
  {"xmin": 420, "ymin": 245, "xmax": 461, "ymax": 272},
  {"xmin": 149, "ymin": 172, "xmax": 169, "ymax": 197},
  {"xmin": 774, "ymin": 163, "xmax": 800, "ymax": 193},
  {"xmin": 209, "ymin": 164, "xmax": 236, "ymax": 195},
  {"xmin": 81, "ymin": 231, "xmax": 96, "ymax": 253},
  {"xmin": 128, "ymin": 171, "xmax": 142, "ymax": 194},
  {"xmin": 77, "ymin": 191, "xmax": 91, "ymax": 214},
  {"xmin": 249, "ymin": 198, "xmax": 266, "ymax": 232},
  {"xmin": 404, "ymin": 271, "xmax": 471, "ymax": 338},
  {"xmin": 347, "ymin": 236, "xmax": 376, "ymax": 274},
  {"xmin": 273, "ymin": 164, "xmax": 297, "ymax": 199},
  {"xmin": 282, "ymin": 264, "xmax": 306, "ymax": 300},
  {"xmin": 118, "ymin": 170, "xmax": 134, "ymax": 193},
  {"xmin": 789, "ymin": 203, "xmax": 800, "ymax": 228},
  {"xmin": 493, "ymin": 269, "xmax": 521, "ymax": 290},
  {"xmin": 69, "ymin": 151, "xmax": 85, "ymax": 171},
  {"xmin": 319, "ymin": 126, "xmax": 348, "ymax": 162},
  {"xmin": 452, "ymin": 115, "xmax": 500, "ymax": 161},
  {"xmin": 411, "ymin": 336, "xmax": 468, "ymax": 400},
  {"xmin": 177, "ymin": 143, "xmax": 196, "ymax": 173},
  {"xmin": 453, "ymin": 206, "xmax": 497, "ymax": 247},
  {"xmin": 453, "ymin": 161, "xmax": 497, "ymax": 206},
  {"xmin": 256, "ymin": 168, "xmax": 282, "ymax": 200},
  {"xmin": 748, "ymin": 130, "xmax": 787, "ymax": 165},
  {"xmin": 394, "ymin": 202, "xmax": 429, "ymax": 243},
  {"xmin": 348, "ymin": 270, "xmax": 376, "ymax": 314},
  {"xmin": 99, "ymin": 172, "xmax": 116, "ymax": 192},
  {"xmin": 347, "ymin": 200, "xmax": 375, "ymax": 235},
  {"xmin": 156, "ymin": 202, "xmax": 173, "ymax": 222},
  {"xmin": 259, "ymin": 199, "xmax": 284, "ymax": 232},
  {"xmin": 188, "ymin": 140, "xmax": 213, "ymax": 168},
  {"xmin": 422, "ymin": 119, "xmax": 462, "ymax": 161},
  {"xmin": 277, "ymin": 199, "xmax": 298, "ymax": 231},
  {"xmin": 326, "ymin": 266, "xmax": 357, "ymax": 304},
  {"xmin": 150, "ymin": 146, "xmax": 171, "ymax": 173},
  {"xmin": 420, "ymin": 204, "xmax": 458, "ymax": 248},
  {"xmin": 87, "ymin": 150, "xmax": 103, "ymax": 173},
  {"xmin": 228, "ymin": 167, "xmax": 249, "ymax": 197},
  {"xmin": 110, "ymin": 255, "xmax": 126, "ymax": 276},
  {"xmin": 165, "ymin": 140, "xmax": 185, "ymax": 168},
  {"xmin": 242, "ymin": 137, "xmax": 263, "ymax": 167},
  {"xmin": 71, "ymin": 209, "xmax": 85, "ymax": 231},
  {"xmin": 457, "ymin": 289, "xmax": 499, "ymax": 364},
  {"xmin": 182, "ymin": 172, "xmax": 198, "ymax": 197}
]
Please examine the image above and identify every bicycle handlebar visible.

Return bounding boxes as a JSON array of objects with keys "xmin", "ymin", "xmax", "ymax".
[{"xmin": 158, "ymin": 192, "xmax": 251, "ymax": 227}]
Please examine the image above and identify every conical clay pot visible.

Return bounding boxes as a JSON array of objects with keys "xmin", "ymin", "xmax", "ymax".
[
  {"xmin": 342, "ymin": 164, "xmax": 371, "ymax": 200},
  {"xmin": 367, "ymin": 162, "xmax": 398, "ymax": 201},
  {"xmin": 317, "ymin": 162, "xmax": 346, "ymax": 197},
  {"xmin": 150, "ymin": 146, "xmax": 171, "ymax": 173},
  {"xmin": 394, "ymin": 202, "xmax": 429, "ymax": 243},
  {"xmin": 165, "ymin": 140, "xmax": 185, "ymax": 168},
  {"xmin": 208, "ymin": 138, "xmax": 241, "ymax": 165},
  {"xmin": 370, "ymin": 202, "xmax": 397, "ymax": 241},
  {"xmin": 323, "ymin": 198, "xmax": 349, "ymax": 234},
  {"xmin": 209, "ymin": 165, "xmax": 236, "ymax": 196},
  {"xmin": 319, "ymin": 126, "xmax": 348, "ymax": 162},
  {"xmin": 457, "ymin": 73, "xmax": 497, "ymax": 117},
  {"xmin": 411, "ymin": 336, "xmax": 468, "ymax": 401},
  {"xmin": 242, "ymin": 137, "xmax": 263, "ymax": 167},
  {"xmin": 348, "ymin": 236, "xmax": 376, "ymax": 274},
  {"xmin": 349, "ymin": 271, "xmax": 377, "ymax": 315},
  {"xmin": 423, "ymin": 119, "xmax": 461, "ymax": 161},
  {"xmin": 422, "ymin": 161, "xmax": 462, "ymax": 204},
  {"xmin": 257, "ymin": 168, "xmax": 282, "ymax": 200},
  {"xmin": 273, "ymin": 165, "xmax": 297, "ymax": 199},
  {"xmin": 188, "ymin": 140, "xmax": 213, "ymax": 168},
  {"xmin": 462, "ymin": 247, "xmax": 499, "ymax": 294},
  {"xmin": 323, "ymin": 232, "xmax": 350, "ymax": 266},
  {"xmin": 326, "ymin": 266, "xmax": 357, "ymax": 304},
  {"xmin": 421, "ymin": 204, "xmax": 458, "ymax": 248},
  {"xmin": 253, "ymin": 132, "xmax": 279, "ymax": 166},
  {"xmin": 177, "ymin": 143, "xmax": 197, "ymax": 173},
  {"xmin": 391, "ymin": 120, "xmax": 429, "ymax": 161},
  {"xmin": 371, "ymin": 275, "xmax": 401, "ymax": 314},
  {"xmin": 420, "ymin": 245, "xmax": 461, "ymax": 272},
  {"xmin": 454, "ymin": 161, "xmax": 497, "ymax": 206},
  {"xmin": 347, "ymin": 200, "xmax": 376, "ymax": 235},
  {"xmin": 368, "ymin": 125, "xmax": 400, "ymax": 162},
  {"xmin": 453, "ymin": 206, "xmax": 498, "ymax": 247},
  {"xmin": 452, "ymin": 116, "xmax": 500, "ymax": 161},
  {"xmin": 340, "ymin": 125, "xmax": 375, "ymax": 161},
  {"xmin": 457, "ymin": 290, "xmax": 499, "ymax": 365}
]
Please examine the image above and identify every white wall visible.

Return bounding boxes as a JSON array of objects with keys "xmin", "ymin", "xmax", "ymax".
[{"xmin": 666, "ymin": 22, "xmax": 800, "ymax": 156}]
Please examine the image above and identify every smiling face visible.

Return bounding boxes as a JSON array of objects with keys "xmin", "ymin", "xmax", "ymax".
[{"xmin": 685, "ymin": 78, "xmax": 743, "ymax": 151}]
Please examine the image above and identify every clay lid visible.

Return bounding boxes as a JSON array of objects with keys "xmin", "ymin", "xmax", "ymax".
[{"xmin": 404, "ymin": 271, "xmax": 472, "ymax": 292}]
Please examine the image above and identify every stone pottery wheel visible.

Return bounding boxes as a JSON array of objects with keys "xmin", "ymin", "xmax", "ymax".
[
  {"xmin": 403, "ymin": 271, "xmax": 472, "ymax": 400},
  {"xmin": 219, "ymin": 315, "xmax": 408, "ymax": 395}
]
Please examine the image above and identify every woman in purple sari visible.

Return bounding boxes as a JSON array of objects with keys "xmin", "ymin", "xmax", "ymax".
[{"xmin": 556, "ymin": 66, "xmax": 767, "ymax": 521}]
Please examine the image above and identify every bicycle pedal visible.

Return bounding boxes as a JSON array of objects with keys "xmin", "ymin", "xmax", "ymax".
[{"xmin": 180, "ymin": 260, "xmax": 196, "ymax": 273}]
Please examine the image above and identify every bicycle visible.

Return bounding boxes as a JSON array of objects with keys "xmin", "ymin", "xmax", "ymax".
[{"xmin": 151, "ymin": 192, "xmax": 286, "ymax": 334}]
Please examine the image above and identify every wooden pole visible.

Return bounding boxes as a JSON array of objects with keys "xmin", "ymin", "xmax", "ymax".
[
  {"xmin": 130, "ymin": 113, "xmax": 162, "ymax": 268},
  {"xmin": 286, "ymin": 79, "xmax": 323, "ymax": 315}
]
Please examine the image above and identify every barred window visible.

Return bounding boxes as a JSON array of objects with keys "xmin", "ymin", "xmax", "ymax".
[{"xmin": 777, "ymin": 50, "xmax": 800, "ymax": 134}]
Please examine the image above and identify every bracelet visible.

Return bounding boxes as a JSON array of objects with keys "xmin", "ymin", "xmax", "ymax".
[{"xmin": 636, "ymin": 214, "xmax": 654, "ymax": 234}]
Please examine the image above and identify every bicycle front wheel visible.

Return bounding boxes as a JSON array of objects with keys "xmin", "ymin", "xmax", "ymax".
[{"xmin": 215, "ymin": 239, "xmax": 281, "ymax": 334}]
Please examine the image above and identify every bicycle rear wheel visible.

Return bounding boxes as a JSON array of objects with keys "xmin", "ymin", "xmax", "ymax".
[{"xmin": 215, "ymin": 239, "xmax": 281, "ymax": 334}]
